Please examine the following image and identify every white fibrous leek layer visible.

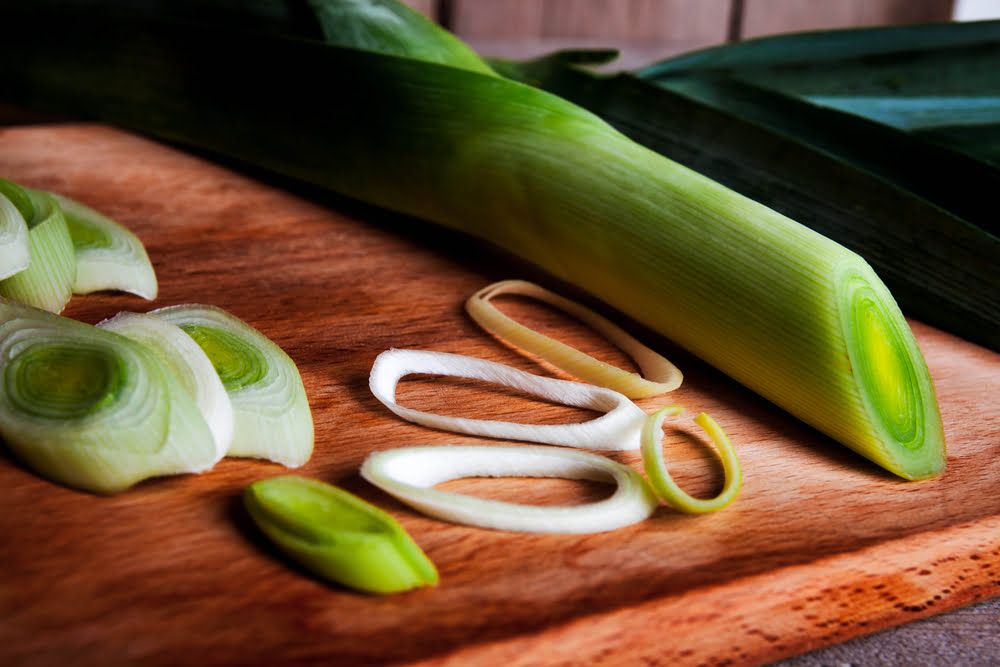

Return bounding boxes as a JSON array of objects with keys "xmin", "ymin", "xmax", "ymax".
[
  {"xmin": 153, "ymin": 304, "xmax": 314, "ymax": 467},
  {"xmin": 0, "ymin": 299, "xmax": 217, "ymax": 494},
  {"xmin": 99, "ymin": 312, "xmax": 233, "ymax": 461},
  {"xmin": 369, "ymin": 348, "xmax": 648, "ymax": 451},
  {"xmin": 0, "ymin": 187, "xmax": 75, "ymax": 313},
  {"xmin": 0, "ymin": 190, "xmax": 29, "ymax": 280},
  {"xmin": 361, "ymin": 445, "xmax": 659, "ymax": 533},
  {"xmin": 52, "ymin": 193, "xmax": 157, "ymax": 300},
  {"xmin": 466, "ymin": 279, "xmax": 682, "ymax": 398}
]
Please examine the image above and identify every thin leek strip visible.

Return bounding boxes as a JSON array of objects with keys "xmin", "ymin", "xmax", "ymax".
[
  {"xmin": 466, "ymin": 279, "xmax": 682, "ymax": 398},
  {"xmin": 640, "ymin": 407, "xmax": 741, "ymax": 514},
  {"xmin": 245, "ymin": 475, "xmax": 438, "ymax": 594},
  {"xmin": 99, "ymin": 312, "xmax": 233, "ymax": 460},
  {"xmin": 51, "ymin": 193, "xmax": 157, "ymax": 300},
  {"xmin": 0, "ymin": 192, "xmax": 29, "ymax": 280},
  {"xmin": 0, "ymin": 183, "xmax": 75, "ymax": 313},
  {"xmin": 361, "ymin": 445, "xmax": 659, "ymax": 534},
  {"xmin": 369, "ymin": 348, "xmax": 647, "ymax": 451},
  {"xmin": 152, "ymin": 304, "xmax": 313, "ymax": 467},
  {"xmin": 0, "ymin": 299, "xmax": 217, "ymax": 494}
]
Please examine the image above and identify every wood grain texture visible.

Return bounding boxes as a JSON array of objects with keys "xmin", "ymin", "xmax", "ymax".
[{"xmin": 0, "ymin": 124, "xmax": 998, "ymax": 667}]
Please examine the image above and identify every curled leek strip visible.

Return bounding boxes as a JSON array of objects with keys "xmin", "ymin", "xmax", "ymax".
[
  {"xmin": 153, "ymin": 304, "xmax": 314, "ymax": 467},
  {"xmin": 640, "ymin": 406, "xmax": 742, "ymax": 514},
  {"xmin": 52, "ymin": 193, "xmax": 157, "ymax": 300},
  {"xmin": 369, "ymin": 348, "xmax": 648, "ymax": 451},
  {"xmin": 0, "ymin": 299, "xmax": 218, "ymax": 494},
  {"xmin": 245, "ymin": 475, "xmax": 438, "ymax": 594},
  {"xmin": 0, "ymin": 184, "xmax": 75, "ymax": 313},
  {"xmin": 466, "ymin": 280, "xmax": 682, "ymax": 398},
  {"xmin": 361, "ymin": 445, "xmax": 659, "ymax": 534},
  {"xmin": 99, "ymin": 312, "xmax": 233, "ymax": 461},
  {"xmin": 0, "ymin": 190, "xmax": 29, "ymax": 280}
]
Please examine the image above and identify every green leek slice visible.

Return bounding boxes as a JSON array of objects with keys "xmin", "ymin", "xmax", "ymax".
[
  {"xmin": 0, "ymin": 299, "xmax": 218, "ymax": 493},
  {"xmin": 466, "ymin": 280, "xmax": 682, "ymax": 398},
  {"xmin": 99, "ymin": 311, "xmax": 233, "ymax": 460},
  {"xmin": 52, "ymin": 193, "xmax": 157, "ymax": 299},
  {"xmin": 0, "ymin": 183, "xmax": 75, "ymax": 313},
  {"xmin": 0, "ymin": 190, "xmax": 29, "ymax": 280},
  {"xmin": 361, "ymin": 445, "xmax": 659, "ymax": 534},
  {"xmin": 245, "ymin": 475, "xmax": 438, "ymax": 594},
  {"xmin": 153, "ymin": 304, "xmax": 313, "ymax": 467},
  {"xmin": 640, "ymin": 407, "xmax": 741, "ymax": 514}
]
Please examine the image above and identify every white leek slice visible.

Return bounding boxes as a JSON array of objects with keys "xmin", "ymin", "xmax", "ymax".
[
  {"xmin": 99, "ymin": 312, "xmax": 233, "ymax": 461},
  {"xmin": 361, "ymin": 445, "xmax": 658, "ymax": 534},
  {"xmin": 152, "ymin": 304, "xmax": 313, "ymax": 467},
  {"xmin": 466, "ymin": 280, "xmax": 682, "ymax": 398},
  {"xmin": 0, "ymin": 190, "xmax": 29, "ymax": 280},
  {"xmin": 640, "ymin": 406, "xmax": 742, "ymax": 514},
  {"xmin": 0, "ymin": 187, "xmax": 75, "ymax": 313},
  {"xmin": 0, "ymin": 299, "xmax": 217, "ymax": 494},
  {"xmin": 369, "ymin": 348, "xmax": 648, "ymax": 451},
  {"xmin": 51, "ymin": 193, "xmax": 157, "ymax": 300}
]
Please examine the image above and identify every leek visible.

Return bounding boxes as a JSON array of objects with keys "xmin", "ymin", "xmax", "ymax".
[
  {"xmin": 0, "ymin": 299, "xmax": 218, "ymax": 493},
  {"xmin": 361, "ymin": 445, "xmax": 659, "ymax": 534},
  {"xmin": 153, "ymin": 304, "xmax": 313, "ymax": 467},
  {"xmin": 99, "ymin": 312, "xmax": 233, "ymax": 460},
  {"xmin": 0, "ymin": 185, "xmax": 30, "ymax": 281},
  {"xmin": 0, "ymin": 1, "xmax": 946, "ymax": 479},
  {"xmin": 0, "ymin": 183, "xmax": 75, "ymax": 313},
  {"xmin": 52, "ymin": 193, "xmax": 157, "ymax": 300},
  {"xmin": 245, "ymin": 475, "xmax": 438, "ymax": 593}
]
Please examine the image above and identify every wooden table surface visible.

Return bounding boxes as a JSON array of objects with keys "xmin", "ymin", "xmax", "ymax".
[{"xmin": 0, "ymin": 124, "xmax": 998, "ymax": 666}]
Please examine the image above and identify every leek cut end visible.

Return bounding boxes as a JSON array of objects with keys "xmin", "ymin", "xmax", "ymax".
[{"xmin": 840, "ymin": 269, "xmax": 946, "ymax": 480}]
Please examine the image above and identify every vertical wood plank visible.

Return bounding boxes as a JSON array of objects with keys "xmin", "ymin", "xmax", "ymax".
[{"xmin": 742, "ymin": 0, "xmax": 954, "ymax": 39}]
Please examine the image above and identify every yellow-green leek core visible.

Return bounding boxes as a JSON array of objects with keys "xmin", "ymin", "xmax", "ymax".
[
  {"xmin": 245, "ymin": 475, "xmax": 438, "ymax": 594},
  {"xmin": 6, "ymin": 344, "xmax": 123, "ymax": 419},
  {"xmin": 640, "ymin": 407, "xmax": 742, "ymax": 514},
  {"xmin": 180, "ymin": 324, "xmax": 268, "ymax": 391}
]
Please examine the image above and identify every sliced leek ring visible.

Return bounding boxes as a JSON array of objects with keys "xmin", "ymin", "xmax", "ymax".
[
  {"xmin": 369, "ymin": 348, "xmax": 648, "ymax": 451},
  {"xmin": 0, "ymin": 299, "xmax": 217, "ymax": 494},
  {"xmin": 640, "ymin": 406, "xmax": 742, "ymax": 514},
  {"xmin": 361, "ymin": 445, "xmax": 659, "ymax": 534},
  {"xmin": 0, "ymin": 188, "xmax": 30, "ymax": 280},
  {"xmin": 467, "ymin": 280, "xmax": 682, "ymax": 398}
]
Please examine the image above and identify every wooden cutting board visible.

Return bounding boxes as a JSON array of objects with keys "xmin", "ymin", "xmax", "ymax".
[{"xmin": 0, "ymin": 124, "xmax": 997, "ymax": 667}]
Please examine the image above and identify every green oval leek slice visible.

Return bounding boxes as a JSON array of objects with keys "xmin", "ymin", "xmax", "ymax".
[
  {"xmin": 466, "ymin": 280, "xmax": 682, "ymax": 398},
  {"xmin": 0, "ymin": 299, "xmax": 218, "ymax": 494},
  {"xmin": 245, "ymin": 475, "xmax": 438, "ymax": 594},
  {"xmin": 361, "ymin": 445, "xmax": 659, "ymax": 534},
  {"xmin": 99, "ymin": 312, "xmax": 233, "ymax": 460},
  {"xmin": 640, "ymin": 407, "xmax": 741, "ymax": 514},
  {"xmin": 153, "ymin": 304, "xmax": 313, "ymax": 467},
  {"xmin": 0, "ymin": 190, "xmax": 29, "ymax": 280},
  {"xmin": 51, "ymin": 193, "xmax": 157, "ymax": 300},
  {"xmin": 0, "ymin": 183, "xmax": 75, "ymax": 313}
]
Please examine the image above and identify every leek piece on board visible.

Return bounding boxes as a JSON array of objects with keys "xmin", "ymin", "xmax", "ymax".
[
  {"xmin": 153, "ymin": 304, "xmax": 313, "ymax": 467},
  {"xmin": 99, "ymin": 311, "xmax": 233, "ymax": 460},
  {"xmin": 0, "ymin": 184, "xmax": 30, "ymax": 281},
  {"xmin": 245, "ymin": 475, "xmax": 438, "ymax": 593},
  {"xmin": 52, "ymin": 193, "xmax": 158, "ymax": 299},
  {"xmin": 0, "ymin": 299, "xmax": 218, "ymax": 493},
  {"xmin": 0, "ymin": 1, "xmax": 945, "ymax": 479},
  {"xmin": 0, "ymin": 183, "xmax": 75, "ymax": 313}
]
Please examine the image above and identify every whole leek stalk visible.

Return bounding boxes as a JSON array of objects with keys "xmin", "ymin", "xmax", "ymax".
[{"xmin": 0, "ymin": 2, "xmax": 945, "ymax": 479}]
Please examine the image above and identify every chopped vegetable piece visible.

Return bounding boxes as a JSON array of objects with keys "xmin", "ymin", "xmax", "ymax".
[
  {"xmin": 0, "ymin": 185, "xmax": 74, "ymax": 313},
  {"xmin": 245, "ymin": 475, "xmax": 438, "ymax": 594},
  {"xmin": 640, "ymin": 407, "xmax": 741, "ymax": 514},
  {"xmin": 0, "ymin": 183, "xmax": 30, "ymax": 281},
  {"xmin": 99, "ymin": 312, "xmax": 233, "ymax": 460},
  {"xmin": 0, "ymin": 299, "xmax": 217, "ymax": 493},
  {"xmin": 52, "ymin": 193, "xmax": 157, "ymax": 299},
  {"xmin": 153, "ymin": 304, "xmax": 313, "ymax": 467},
  {"xmin": 369, "ymin": 348, "xmax": 647, "ymax": 451},
  {"xmin": 361, "ymin": 445, "xmax": 659, "ymax": 534},
  {"xmin": 466, "ymin": 279, "xmax": 682, "ymax": 398}
]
